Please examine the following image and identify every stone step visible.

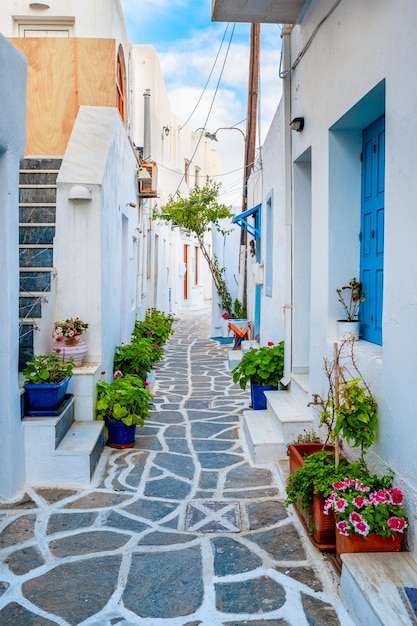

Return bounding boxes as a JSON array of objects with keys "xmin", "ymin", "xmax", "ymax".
[
  {"xmin": 22, "ymin": 396, "xmax": 104, "ymax": 488},
  {"xmin": 242, "ymin": 409, "xmax": 287, "ymax": 464},
  {"xmin": 228, "ymin": 349, "xmax": 243, "ymax": 370},
  {"xmin": 241, "ymin": 339, "xmax": 259, "ymax": 353},
  {"xmin": 340, "ymin": 552, "xmax": 417, "ymax": 626},
  {"xmin": 264, "ymin": 389, "xmax": 313, "ymax": 441}
]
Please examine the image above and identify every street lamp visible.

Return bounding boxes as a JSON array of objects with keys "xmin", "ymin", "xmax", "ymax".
[{"xmin": 204, "ymin": 127, "xmax": 246, "ymax": 142}]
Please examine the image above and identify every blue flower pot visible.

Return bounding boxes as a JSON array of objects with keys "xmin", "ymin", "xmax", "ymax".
[
  {"xmin": 24, "ymin": 377, "xmax": 71, "ymax": 412},
  {"xmin": 106, "ymin": 420, "xmax": 136, "ymax": 448},
  {"xmin": 250, "ymin": 382, "xmax": 276, "ymax": 410}
]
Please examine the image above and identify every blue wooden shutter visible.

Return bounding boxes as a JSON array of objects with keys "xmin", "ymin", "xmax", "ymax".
[{"xmin": 360, "ymin": 115, "xmax": 385, "ymax": 344}]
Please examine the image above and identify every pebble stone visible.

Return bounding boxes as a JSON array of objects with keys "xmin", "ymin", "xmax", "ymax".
[{"xmin": 0, "ymin": 310, "xmax": 354, "ymax": 625}]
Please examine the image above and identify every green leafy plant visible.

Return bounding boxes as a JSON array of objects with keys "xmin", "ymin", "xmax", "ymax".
[
  {"xmin": 309, "ymin": 339, "xmax": 377, "ymax": 464},
  {"xmin": 232, "ymin": 342, "xmax": 284, "ymax": 389},
  {"xmin": 154, "ymin": 182, "xmax": 235, "ymax": 316},
  {"xmin": 324, "ymin": 476, "xmax": 407, "ymax": 538},
  {"xmin": 113, "ymin": 340, "xmax": 153, "ymax": 379},
  {"xmin": 285, "ymin": 450, "xmax": 387, "ymax": 512},
  {"xmin": 336, "ymin": 277, "xmax": 365, "ymax": 321},
  {"xmin": 96, "ymin": 374, "xmax": 153, "ymax": 426},
  {"xmin": 23, "ymin": 351, "xmax": 75, "ymax": 384},
  {"xmin": 233, "ymin": 298, "xmax": 246, "ymax": 320},
  {"xmin": 132, "ymin": 308, "xmax": 174, "ymax": 353}
]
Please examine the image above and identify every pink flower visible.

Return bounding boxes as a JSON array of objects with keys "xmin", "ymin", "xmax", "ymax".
[
  {"xmin": 354, "ymin": 520, "xmax": 370, "ymax": 536},
  {"xmin": 349, "ymin": 511, "xmax": 363, "ymax": 524},
  {"xmin": 332, "ymin": 481, "xmax": 348, "ymax": 490},
  {"xmin": 56, "ymin": 347, "xmax": 62, "ymax": 353},
  {"xmin": 336, "ymin": 520, "xmax": 350, "ymax": 536},
  {"xmin": 353, "ymin": 495, "xmax": 369, "ymax": 509},
  {"xmin": 390, "ymin": 488, "xmax": 404, "ymax": 505},
  {"xmin": 370, "ymin": 490, "xmax": 391, "ymax": 504},
  {"xmin": 387, "ymin": 517, "xmax": 407, "ymax": 532},
  {"xmin": 113, "ymin": 370, "xmax": 123, "ymax": 378},
  {"xmin": 335, "ymin": 498, "xmax": 348, "ymax": 512}
]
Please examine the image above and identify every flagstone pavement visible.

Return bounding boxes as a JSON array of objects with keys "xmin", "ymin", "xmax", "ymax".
[{"xmin": 0, "ymin": 310, "xmax": 356, "ymax": 626}]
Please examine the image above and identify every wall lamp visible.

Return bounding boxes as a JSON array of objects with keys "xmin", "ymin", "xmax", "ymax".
[
  {"xmin": 289, "ymin": 117, "xmax": 304, "ymax": 132},
  {"xmin": 204, "ymin": 126, "xmax": 246, "ymax": 142},
  {"xmin": 68, "ymin": 185, "xmax": 91, "ymax": 201},
  {"xmin": 163, "ymin": 126, "xmax": 170, "ymax": 137}
]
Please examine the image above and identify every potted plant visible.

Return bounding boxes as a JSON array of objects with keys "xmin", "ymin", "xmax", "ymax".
[
  {"xmin": 286, "ymin": 339, "xmax": 378, "ymax": 549},
  {"xmin": 113, "ymin": 340, "xmax": 154, "ymax": 379},
  {"xmin": 231, "ymin": 341, "xmax": 284, "ymax": 409},
  {"xmin": 23, "ymin": 350, "xmax": 75, "ymax": 412},
  {"xmin": 324, "ymin": 476, "xmax": 407, "ymax": 567},
  {"xmin": 52, "ymin": 316, "xmax": 89, "ymax": 366},
  {"xmin": 336, "ymin": 277, "xmax": 365, "ymax": 340},
  {"xmin": 96, "ymin": 373, "xmax": 154, "ymax": 448}
]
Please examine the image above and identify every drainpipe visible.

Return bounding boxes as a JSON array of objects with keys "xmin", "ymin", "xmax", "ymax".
[
  {"xmin": 281, "ymin": 25, "xmax": 293, "ymax": 379},
  {"xmin": 142, "ymin": 88, "xmax": 153, "ymax": 313}
]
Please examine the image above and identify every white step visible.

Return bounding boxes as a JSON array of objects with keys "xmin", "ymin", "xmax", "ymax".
[
  {"xmin": 23, "ymin": 398, "xmax": 104, "ymax": 488},
  {"xmin": 242, "ymin": 410, "xmax": 287, "ymax": 464},
  {"xmin": 228, "ymin": 350, "xmax": 243, "ymax": 370},
  {"xmin": 264, "ymin": 389, "xmax": 313, "ymax": 441},
  {"xmin": 241, "ymin": 340, "xmax": 259, "ymax": 353},
  {"xmin": 340, "ymin": 552, "xmax": 417, "ymax": 626}
]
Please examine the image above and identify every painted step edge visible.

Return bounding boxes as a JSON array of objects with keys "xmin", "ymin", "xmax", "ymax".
[
  {"xmin": 340, "ymin": 552, "xmax": 417, "ymax": 626},
  {"xmin": 242, "ymin": 410, "xmax": 287, "ymax": 465},
  {"xmin": 264, "ymin": 390, "xmax": 312, "ymax": 422},
  {"xmin": 56, "ymin": 421, "xmax": 104, "ymax": 454}
]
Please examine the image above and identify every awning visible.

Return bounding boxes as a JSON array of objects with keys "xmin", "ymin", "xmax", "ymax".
[{"xmin": 232, "ymin": 204, "xmax": 261, "ymax": 238}]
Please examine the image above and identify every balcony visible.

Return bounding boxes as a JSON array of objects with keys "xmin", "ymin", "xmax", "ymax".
[{"xmin": 211, "ymin": 0, "xmax": 308, "ymax": 24}]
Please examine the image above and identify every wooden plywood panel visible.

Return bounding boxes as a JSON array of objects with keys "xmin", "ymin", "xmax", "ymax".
[
  {"xmin": 9, "ymin": 37, "xmax": 117, "ymax": 156},
  {"xmin": 77, "ymin": 39, "xmax": 116, "ymax": 107},
  {"xmin": 10, "ymin": 38, "xmax": 78, "ymax": 155}
]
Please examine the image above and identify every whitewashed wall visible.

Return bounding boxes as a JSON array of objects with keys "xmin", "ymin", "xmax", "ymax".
[
  {"xmin": 130, "ymin": 44, "xmax": 221, "ymax": 317},
  {"xmin": 248, "ymin": 0, "xmax": 417, "ymax": 553},
  {"xmin": 0, "ymin": 35, "xmax": 27, "ymax": 498},
  {"xmin": 55, "ymin": 107, "xmax": 139, "ymax": 377}
]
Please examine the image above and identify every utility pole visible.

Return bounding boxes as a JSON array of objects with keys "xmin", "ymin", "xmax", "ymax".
[{"xmin": 239, "ymin": 23, "xmax": 260, "ymax": 312}]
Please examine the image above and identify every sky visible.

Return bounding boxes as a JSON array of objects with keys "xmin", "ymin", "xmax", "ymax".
[{"xmin": 120, "ymin": 0, "xmax": 283, "ymax": 207}]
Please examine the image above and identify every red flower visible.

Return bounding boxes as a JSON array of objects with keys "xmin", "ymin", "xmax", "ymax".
[
  {"xmin": 55, "ymin": 336, "xmax": 63, "ymax": 342},
  {"xmin": 267, "ymin": 341, "xmax": 274, "ymax": 346},
  {"xmin": 388, "ymin": 517, "xmax": 407, "ymax": 532}
]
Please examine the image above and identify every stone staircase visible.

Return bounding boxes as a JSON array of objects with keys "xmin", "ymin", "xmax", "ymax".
[
  {"xmin": 19, "ymin": 158, "xmax": 61, "ymax": 369},
  {"xmin": 22, "ymin": 395, "xmax": 104, "ymax": 488}
]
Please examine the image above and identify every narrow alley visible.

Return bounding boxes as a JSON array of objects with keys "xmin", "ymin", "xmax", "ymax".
[{"xmin": 0, "ymin": 311, "xmax": 354, "ymax": 625}]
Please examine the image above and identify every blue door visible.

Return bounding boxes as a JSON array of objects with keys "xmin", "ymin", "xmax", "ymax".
[{"xmin": 360, "ymin": 115, "xmax": 385, "ymax": 345}]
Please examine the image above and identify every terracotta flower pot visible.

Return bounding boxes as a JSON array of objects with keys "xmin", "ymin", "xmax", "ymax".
[
  {"xmin": 336, "ymin": 531, "xmax": 403, "ymax": 556},
  {"xmin": 287, "ymin": 443, "xmax": 337, "ymax": 551}
]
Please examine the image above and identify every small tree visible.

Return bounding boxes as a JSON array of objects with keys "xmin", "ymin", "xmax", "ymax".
[{"xmin": 154, "ymin": 182, "xmax": 235, "ymax": 315}]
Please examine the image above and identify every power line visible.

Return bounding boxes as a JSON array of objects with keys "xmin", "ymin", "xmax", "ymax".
[{"xmin": 179, "ymin": 24, "xmax": 232, "ymax": 131}]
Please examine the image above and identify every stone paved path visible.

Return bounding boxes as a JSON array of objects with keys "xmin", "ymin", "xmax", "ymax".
[{"xmin": 0, "ymin": 311, "xmax": 355, "ymax": 625}]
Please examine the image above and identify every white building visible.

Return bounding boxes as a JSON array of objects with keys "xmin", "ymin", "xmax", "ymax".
[
  {"xmin": 0, "ymin": 0, "xmax": 219, "ymax": 496},
  {"xmin": 213, "ymin": 0, "xmax": 417, "ymax": 560}
]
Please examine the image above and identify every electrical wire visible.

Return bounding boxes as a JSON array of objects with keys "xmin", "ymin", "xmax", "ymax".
[
  {"xmin": 279, "ymin": 0, "xmax": 343, "ymax": 78},
  {"xmin": 179, "ymin": 23, "xmax": 231, "ymax": 131},
  {"xmin": 175, "ymin": 23, "xmax": 236, "ymax": 193}
]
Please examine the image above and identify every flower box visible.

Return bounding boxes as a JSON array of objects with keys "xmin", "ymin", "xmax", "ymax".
[
  {"xmin": 288, "ymin": 443, "xmax": 337, "ymax": 551},
  {"xmin": 24, "ymin": 377, "xmax": 71, "ymax": 412}
]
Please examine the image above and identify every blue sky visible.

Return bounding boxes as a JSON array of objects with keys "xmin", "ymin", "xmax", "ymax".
[{"xmin": 120, "ymin": 0, "xmax": 282, "ymax": 206}]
